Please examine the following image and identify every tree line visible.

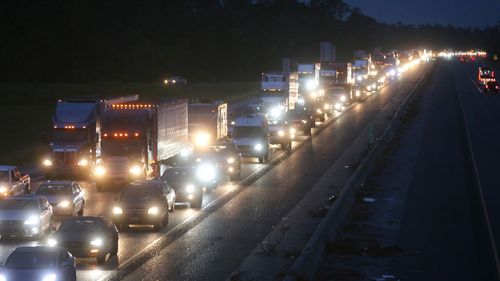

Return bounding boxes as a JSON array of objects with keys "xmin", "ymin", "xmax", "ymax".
[{"xmin": 0, "ymin": 0, "xmax": 498, "ymax": 83}]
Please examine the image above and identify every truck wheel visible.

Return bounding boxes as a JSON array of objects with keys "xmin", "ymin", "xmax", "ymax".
[
  {"xmin": 96, "ymin": 255, "xmax": 107, "ymax": 265},
  {"xmin": 191, "ymin": 195, "xmax": 203, "ymax": 209},
  {"xmin": 229, "ymin": 171, "xmax": 241, "ymax": 181}
]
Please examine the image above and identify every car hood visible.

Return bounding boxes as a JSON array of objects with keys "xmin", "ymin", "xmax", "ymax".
[
  {"xmin": 54, "ymin": 230, "xmax": 104, "ymax": 242},
  {"xmin": 0, "ymin": 210, "xmax": 36, "ymax": 221},
  {"xmin": 41, "ymin": 195, "xmax": 71, "ymax": 205},
  {"xmin": 0, "ymin": 268, "xmax": 65, "ymax": 281},
  {"xmin": 119, "ymin": 200, "xmax": 161, "ymax": 210},
  {"xmin": 0, "ymin": 181, "xmax": 12, "ymax": 187}
]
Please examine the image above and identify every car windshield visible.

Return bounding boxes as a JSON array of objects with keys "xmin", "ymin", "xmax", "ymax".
[
  {"xmin": 59, "ymin": 218, "xmax": 106, "ymax": 231},
  {"xmin": 0, "ymin": 199, "xmax": 37, "ymax": 210},
  {"xmin": 233, "ymin": 126, "xmax": 261, "ymax": 138},
  {"xmin": 121, "ymin": 186, "xmax": 160, "ymax": 203},
  {"xmin": 0, "ymin": 171, "xmax": 8, "ymax": 181},
  {"xmin": 52, "ymin": 128, "xmax": 87, "ymax": 142},
  {"xmin": 5, "ymin": 251, "xmax": 57, "ymax": 269},
  {"xmin": 36, "ymin": 184, "xmax": 72, "ymax": 196},
  {"xmin": 163, "ymin": 169, "xmax": 190, "ymax": 183}
]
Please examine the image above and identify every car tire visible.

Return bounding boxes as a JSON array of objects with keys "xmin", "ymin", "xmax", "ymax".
[
  {"xmin": 96, "ymin": 255, "xmax": 107, "ymax": 265},
  {"xmin": 230, "ymin": 170, "xmax": 241, "ymax": 181},
  {"xmin": 191, "ymin": 195, "xmax": 203, "ymax": 209},
  {"xmin": 153, "ymin": 216, "xmax": 165, "ymax": 231},
  {"xmin": 110, "ymin": 239, "xmax": 118, "ymax": 256}
]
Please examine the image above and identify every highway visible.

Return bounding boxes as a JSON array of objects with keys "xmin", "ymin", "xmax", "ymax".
[{"xmin": 0, "ymin": 63, "xmax": 429, "ymax": 281}]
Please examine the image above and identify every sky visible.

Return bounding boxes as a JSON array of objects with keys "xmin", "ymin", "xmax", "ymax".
[{"xmin": 344, "ymin": 0, "xmax": 500, "ymax": 28}]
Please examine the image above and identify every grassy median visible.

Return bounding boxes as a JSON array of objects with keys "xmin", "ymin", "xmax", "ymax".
[{"xmin": 0, "ymin": 82, "xmax": 259, "ymax": 165}]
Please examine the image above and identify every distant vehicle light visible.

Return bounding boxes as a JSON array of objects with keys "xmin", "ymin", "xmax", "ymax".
[
  {"xmin": 95, "ymin": 166, "xmax": 106, "ymax": 176},
  {"xmin": 43, "ymin": 159, "xmax": 53, "ymax": 167},
  {"xmin": 186, "ymin": 184, "xmax": 195, "ymax": 194},
  {"xmin": 57, "ymin": 201, "xmax": 70, "ymax": 208}
]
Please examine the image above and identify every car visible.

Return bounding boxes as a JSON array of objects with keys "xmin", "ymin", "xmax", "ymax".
[
  {"xmin": 164, "ymin": 76, "xmax": 187, "ymax": 85},
  {"xmin": 161, "ymin": 167, "xmax": 203, "ymax": 208},
  {"xmin": 284, "ymin": 107, "xmax": 314, "ymax": 136},
  {"xmin": 35, "ymin": 181, "xmax": 85, "ymax": 216},
  {"xmin": 177, "ymin": 151, "xmax": 219, "ymax": 190},
  {"xmin": 208, "ymin": 141, "xmax": 242, "ymax": 181},
  {"xmin": 484, "ymin": 81, "xmax": 499, "ymax": 93},
  {"xmin": 112, "ymin": 179, "xmax": 175, "ymax": 231},
  {"xmin": 0, "ymin": 246, "xmax": 76, "ymax": 281},
  {"xmin": 0, "ymin": 165, "xmax": 30, "ymax": 198},
  {"xmin": 0, "ymin": 196, "xmax": 53, "ymax": 239},
  {"xmin": 48, "ymin": 216, "xmax": 118, "ymax": 265}
]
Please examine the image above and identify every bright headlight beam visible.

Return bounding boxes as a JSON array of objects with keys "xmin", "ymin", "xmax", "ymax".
[
  {"xmin": 90, "ymin": 238, "xmax": 103, "ymax": 247},
  {"xmin": 148, "ymin": 206, "xmax": 159, "ymax": 215}
]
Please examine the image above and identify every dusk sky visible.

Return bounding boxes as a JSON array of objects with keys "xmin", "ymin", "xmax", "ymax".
[{"xmin": 344, "ymin": 0, "xmax": 500, "ymax": 28}]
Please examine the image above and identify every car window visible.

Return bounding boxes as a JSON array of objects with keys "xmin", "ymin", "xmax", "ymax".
[
  {"xmin": 59, "ymin": 218, "xmax": 106, "ymax": 231},
  {"xmin": 5, "ymin": 251, "xmax": 57, "ymax": 269},
  {"xmin": 36, "ymin": 184, "xmax": 72, "ymax": 196}
]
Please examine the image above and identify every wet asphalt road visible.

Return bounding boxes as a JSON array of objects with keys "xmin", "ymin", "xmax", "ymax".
[{"xmin": 0, "ymin": 64, "xmax": 426, "ymax": 281}]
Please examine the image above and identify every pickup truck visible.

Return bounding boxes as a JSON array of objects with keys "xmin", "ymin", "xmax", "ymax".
[{"xmin": 0, "ymin": 165, "xmax": 30, "ymax": 197}]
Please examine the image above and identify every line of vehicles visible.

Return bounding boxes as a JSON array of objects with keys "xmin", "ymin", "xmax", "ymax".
[{"xmin": 0, "ymin": 47, "xmax": 430, "ymax": 280}]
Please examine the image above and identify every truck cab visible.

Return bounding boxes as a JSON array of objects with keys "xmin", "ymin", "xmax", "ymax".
[
  {"xmin": 232, "ymin": 114, "xmax": 270, "ymax": 163},
  {"xmin": 0, "ymin": 166, "xmax": 30, "ymax": 198}
]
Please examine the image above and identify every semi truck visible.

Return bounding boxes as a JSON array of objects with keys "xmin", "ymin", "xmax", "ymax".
[
  {"xmin": 94, "ymin": 100, "xmax": 188, "ymax": 190},
  {"xmin": 188, "ymin": 100, "xmax": 228, "ymax": 148},
  {"xmin": 260, "ymin": 72, "xmax": 299, "ymax": 149},
  {"xmin": 42, "ymin": 95, "xmax": 138, "ymax": 178}
]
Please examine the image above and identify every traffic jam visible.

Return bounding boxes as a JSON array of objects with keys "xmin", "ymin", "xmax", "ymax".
[{"xmin": 0, "ymin": 46, "xmax": 430, "ymax": 280}]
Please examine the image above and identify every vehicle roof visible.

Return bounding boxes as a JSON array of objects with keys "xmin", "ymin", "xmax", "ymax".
[
  {"xmin": 234, "ymin": 114, "xmax": 267, "ymax": 127},
  {"xmin": 39, "ymin": 180, "xmax": 74, "ymax": 185},
  {"xmin": 54, "ymin": 101, "xmax": 97, "ymax": 124},
  {"xmin": 0, "ymin": 165, "xmax": 16, "ymax": 171}
]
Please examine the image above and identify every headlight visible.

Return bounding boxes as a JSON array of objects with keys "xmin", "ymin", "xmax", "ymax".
[
  {"xmin": 148, "ymin": 206, "xmax": 159, "ymax": 215},
  {"xmin": 95, "ymin": 166, "xmax": 106, "ymax": 176},
  {"xmin": 196, "ymin": 163, "xmax": 216, "ymax": 181},
  {"xmin": 278, "ymin": 130, "xmax": 285, "ymax": 137},
  {"xmin": 113, "ymin": 206, "xmax": 123, "ymax": 215},
  {"xmin": 319, "ymin": 89, "xmax": 325, "ymax": 96},
  {"xmin": 0, "ymin": 186, "xmax": 7, "ymax": 194},
  {"xmin": 230, "ymin": 121, "xmax": 235, "ymax": 125},
  {"xmin": 367, "ymin": 85, "xmax": 372, "ymax": 90},
  {"xmin": 77, "ymin": 159, "xmax": 88, "ymax": 166},
  {"xmin": 90, "ymin": 238, "xmax": 103, "ymax": 247},
  {"xmin": 254, "ymin": 143, "xmax": 263, "ymax": 151},
  {"xmin": 316, "ymin": 109, "xmax": 322, "ymax": 114},
  {"xmin": 0, "ymin": 274, "xmax": 5, "ymax": 281},
  {"xmin": 270, "ymin": 107, "xmax": 282, "ymax": 118},
  {"xmin": 129, "ymin": 165, "xmax": 142, "ymax": 176},
  {"xmin": 334, "ymin": 103, "xmax": 342, "ymax": 110},
  {"xmin": 340, "ymin": 96, "xmax": 347, "ymax": 102},
  {"xmin": 43, "ymin": 159, "xmax": 53, "ymax": 166},
  {"xmin": 194, "ymin": 132, "xmax": 211, "ymax": 146},
  {"xmin": 324, "ymin": 104, "xmax": 330, "ymax": 110},
  {"xmin": 186, "ymin": 184, "xmax": 195, "ymax": 194},
  {"xmin": 356, "ymin": 90, "xmax": 361, "ymax": 97},
  {"xmin": 306, "ymin": 79, "xmax": 317, "ymax": 91},
  {"xmin": 227, "ymin": 157, "xmax": 235, "ymax": 164},
  {"xmin": 24, "ymin": 215, "xmax": 40, "ymax": 225},
  {"xmin": 58, "ymin": 201, "xmax": 70, "ymax": 208},
  {"xmin": 47, "ymin": 238, "xmax": 58, "ymax": 247},
  {"xmin": 289, "ymin": 128, "xmax": 297, "ymax": 135},
  {"xmin": 41, "ymin": 274, "xmax": 56, "ymax": 281}
]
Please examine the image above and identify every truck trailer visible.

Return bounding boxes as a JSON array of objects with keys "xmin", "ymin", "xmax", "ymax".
[{"xmin": 94, "ymin": 100, "xmax": 188, "ymax": 190}]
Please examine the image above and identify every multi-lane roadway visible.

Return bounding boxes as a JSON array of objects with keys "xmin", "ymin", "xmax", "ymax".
[{"xmin": 0, "ymin": 61, "xmax": 429, "ymax": 281}]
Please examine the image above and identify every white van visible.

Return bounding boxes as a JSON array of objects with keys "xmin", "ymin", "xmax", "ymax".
[{"xmin": 232, "ymin": 114, "xmax": 270, "ymax": 163}]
